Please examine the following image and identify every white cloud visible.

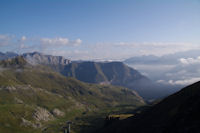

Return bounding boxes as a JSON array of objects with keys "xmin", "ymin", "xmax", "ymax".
[
  {"xmin": 179, "ymin": 56, "xmax": 200, "ymax": 65},
  {"xmin": 73, "ymin": 38, "xmax": 82, "ymax": 46},
  {"xmin": 0, "ymin": 34, "xmax": 13, "ymax": 46},
  {"xmin": 115, "ymin": 42, "xmax": 194, "ymax": 47},
  {"xmin": 47, "ymin": 49, "xmax": 89, "ymax": 60},
  {"xmin": 40, "ymin": 37, "xmax": 82, "ymax": 46},
  {"xmin": 41, "ymin": 37, "xmax": 69, "ymax": 46},
  {"xmin": 21, "ymin": 36, "xmax": 26, "ymax": 41},
  {"xmin": 85, "ymin": 42, "xmax": 200, "ymax": 60},
  {"xmin": 1, "ymin": 33, "xmax": 200, "ymax": 61},
  {"xmin": 113, "ymin": 42, "xmax": 200, "ymax": 56},
  {"xmin": 168, "ymin": 77, "xmax": 200, "ymax": 85},
  {"xmin": 0, "ymin": 34, "xmax": 9, "ymax": 40}
]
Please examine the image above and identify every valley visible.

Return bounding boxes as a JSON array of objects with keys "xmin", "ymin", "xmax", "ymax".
[
  {"xmin": 1, "ymin": 52, "xmax": 200, "ymax": 133},
  {"xmin": 0, "ymin": 55, "xmax": 145, "ymax": 133}
]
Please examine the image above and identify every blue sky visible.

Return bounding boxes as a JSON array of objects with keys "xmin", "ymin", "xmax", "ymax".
[{"xmin": 0, "ymin": 0, "xmax": 200, "ymax": 60}]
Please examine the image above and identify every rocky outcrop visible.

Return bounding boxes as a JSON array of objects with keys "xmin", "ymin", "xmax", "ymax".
[
  {"xmin": 23, "ymin": 52, "xmax": 70, "ymax": 65},
  {"xmin": 14, "ymin": 97, "xmax": 23, "ymax": 104},
  {"xmin": 52, "ymin": 108, "xmax": 65, "ymax": 117},
  {"xmin": 4, "ymin": 86, "xmax": 16, "ymax": 92},
  {"xmin": 21, "ymin": 118, "xmax": 41, "ymax": 128},
  {"xmin": 33, "ymin": 107, "xmax": 54, "ymax": 122}
]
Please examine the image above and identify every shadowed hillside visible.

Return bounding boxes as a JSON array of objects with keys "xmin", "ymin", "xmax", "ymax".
[
  {"xmin": 99, "ymin": 81, "xmax": 200, "ymax": 133},
  {"xmin": 63, "ymin": 61, "xmax": 147, "ymax": 85}
]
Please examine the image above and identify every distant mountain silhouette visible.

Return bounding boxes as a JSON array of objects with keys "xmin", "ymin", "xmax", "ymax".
[
  {"xmin": 124, "ymin": 49, "xmax": 200, "ymax": 65},
  {"xmin": 0, "ymin": 52, "xmax": 18, "ymax": 60}
]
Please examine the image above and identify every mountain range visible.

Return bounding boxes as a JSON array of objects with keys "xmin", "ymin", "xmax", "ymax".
[
  {"xmin": 0, "ymin": 52, "xmax": 179, "ymax": 100},
  {"xmin": 0, "ymin": 56, "xmax": 144, "ymax": 133},
  {"xmin": 19, "ymin": 52, "xmax": 178, "ymax": 100}
]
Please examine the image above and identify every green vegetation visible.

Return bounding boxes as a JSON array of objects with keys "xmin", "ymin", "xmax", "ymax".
[{"xmin": 0, "ymin": 57, "xmax": 145, "ymax": 133}]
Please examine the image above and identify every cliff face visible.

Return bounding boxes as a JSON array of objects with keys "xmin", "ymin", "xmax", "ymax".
[{"xmin": 22, "ymin": 52, "xmax": 71, "ymax": 65}]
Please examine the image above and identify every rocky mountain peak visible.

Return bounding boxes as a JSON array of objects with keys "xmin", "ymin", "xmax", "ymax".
[{"xmin": 22, "ymin": 52, "xmax": 71, "ymax": 66}]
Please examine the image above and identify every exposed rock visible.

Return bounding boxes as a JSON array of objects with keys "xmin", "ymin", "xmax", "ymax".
[
  {"xmin": 16, "ymin": 85, "xmax": 32, "ymax": 90},
  {"xmin": 14, "ymin": 97, "xmax": 23, "ymax": 104},
  {"xmin": 52, "ymin": 108, "xmax": 65, "ymax": 117},
  {"xmin": 33, "ymin": 107, "xmax": 54, "ymax": 122},
  {"xmin": 23, "ymin": 52, "xmax": 71, "ymax": 66},
  {"xmin": 100, "ymin": 81, "xmax": 111, "ymax": 85},
  {"xmin": 21, "ymin": 118, "xmax": 42, "ymax": 128},
  {"xmin": 4, "ymin": 86, "xmax": 16, "ymax": 92}
]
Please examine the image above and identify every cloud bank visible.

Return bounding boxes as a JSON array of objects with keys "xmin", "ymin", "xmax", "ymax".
[
  {"xmin": 0, "ymin": 34, "xmax": 200, "ymax": 60},
  {"xmin": 179, "ymin": 56, "xmax": 200, "ymax": 65},
  {"xmin": 40, "ymin": 37, "xmax": 82, "ymax": 46},
  {"xmin": 168, "ymin": 77, "xmax": 200, "ymax": 85}
]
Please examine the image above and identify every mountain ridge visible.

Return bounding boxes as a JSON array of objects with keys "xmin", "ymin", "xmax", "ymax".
[{"xmin": 1, "ymin": 51, "xmax": 175, "ymax": 100}]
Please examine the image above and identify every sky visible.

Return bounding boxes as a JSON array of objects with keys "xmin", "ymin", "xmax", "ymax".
[{"xmin": 0, "ymin": 0, "xmax": 200, "ymax": 60}]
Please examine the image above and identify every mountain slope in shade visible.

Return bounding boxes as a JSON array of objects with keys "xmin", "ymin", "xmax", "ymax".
[
  {"xmin": 62, "ymin": 61, "xmax": 176, "ymax": 100},
  {"xmin": 62, "ymin": 61, "xmax": 147, "ymax": 85},
  {"xmin": 99, "ymin": 81, "xmax": 200, "ymax": 133},
  {"xmin": 0, "ymin": 56, "xmax": 145, "ymax": 133}
]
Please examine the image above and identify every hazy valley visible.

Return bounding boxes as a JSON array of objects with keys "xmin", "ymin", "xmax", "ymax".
[{"xmin": 1, "ymin": 51, "xmax": 200, "ymax": 133}]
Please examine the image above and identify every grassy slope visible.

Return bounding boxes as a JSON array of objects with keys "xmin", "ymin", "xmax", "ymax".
[{"xmin": 0, "ymin": 57, "xmax": 145, "ymax": 133}]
